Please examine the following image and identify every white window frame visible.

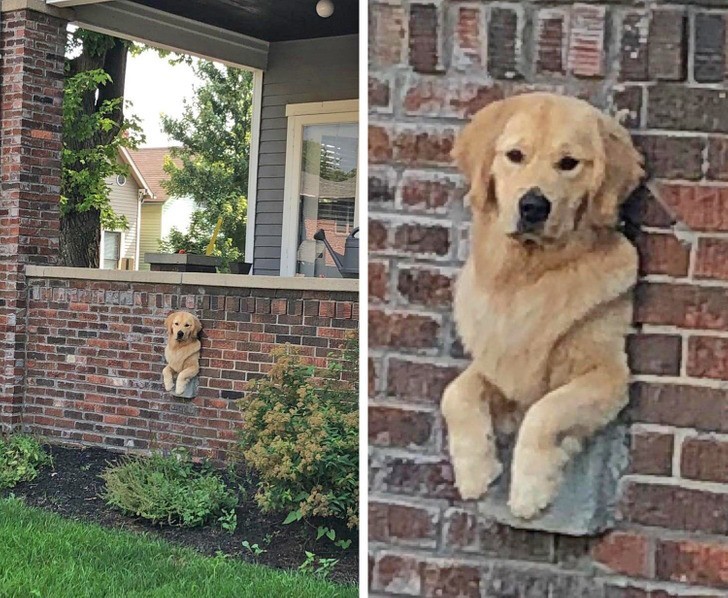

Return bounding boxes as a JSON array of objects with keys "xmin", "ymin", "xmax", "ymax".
[
  {"xmin": 99, "ymin": 229, "xmax": 124, "ymax": 270},
  {"xmin": 279, "ymin": 99, "xmax": 359, "ymax": 277}
]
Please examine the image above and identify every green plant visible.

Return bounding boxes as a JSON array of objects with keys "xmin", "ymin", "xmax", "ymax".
[
  {"xmin": 298, "ymin": 552, "xmax": 339, "ymax": 580},
  {"xmin": 217, "ymin": 509, "xmax": 238, "ymax": 533},
  {"xmin": 241, "ymin": 540, "xmax": 267, "ymax": 557},
  {"xmin": 237, "ymin": 333, "xmax": 359, "ymax": 528},
  {"xmin": 316, "ymin": 526, "xmax": 352, "ymax": 550},
  {"xmin": 101, "ymin": 448, "xmax": 236, "ymax": 528},
  {"xmin": 0, "ymin": 435, "xmax": 51, "ymax": 490}
]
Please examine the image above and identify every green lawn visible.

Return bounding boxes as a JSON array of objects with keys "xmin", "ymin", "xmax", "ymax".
[{"xmin": 0, "ymin": 497, "xmax": 357, "ymax": 598}]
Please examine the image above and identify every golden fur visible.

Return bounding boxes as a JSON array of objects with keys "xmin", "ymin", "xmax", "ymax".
[
  {"xmin": 162, "ymin": 311, "xmax": 202, "ymax": 395},
  {"xmin": 443, "ymin": 93, "xmax": 644, "ymax": 519}
]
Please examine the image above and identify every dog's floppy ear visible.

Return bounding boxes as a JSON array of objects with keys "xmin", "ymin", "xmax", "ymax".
[
  {"xmin": 164, "ymin": 312, "xmax": 176, "ymax": 337},
  {"xmin": 451, "ymin": 98, "xmax": 512, "ymax": 212},
  {"xmin": 191, "ymin": 314, "xmax": 202, "ymax": 338},
  {"xmin": 589, "ymin": 114, "xmax": 644, "ymax": 228}
]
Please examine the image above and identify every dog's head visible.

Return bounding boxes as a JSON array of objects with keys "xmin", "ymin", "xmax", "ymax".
[
  {"xmin": 164, "ymin": 311, "xmax": 202, "ymax": 343},
  {"xmin": 452, "ymin": 92, "xmax": 644, "ymax": 244}
]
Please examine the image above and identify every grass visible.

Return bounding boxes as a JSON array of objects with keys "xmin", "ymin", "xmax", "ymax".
[{"xmin": 0, "ymin": 497, "xmax": 357, "ymax": 598}]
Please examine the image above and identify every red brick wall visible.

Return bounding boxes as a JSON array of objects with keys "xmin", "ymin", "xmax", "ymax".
[
  {"xmin": 0, "ymin": 9, "xmax": 65, "ymax": 428},
  {"xmin": 369, "ymin": 1, "xmax": 728, "ymax": 596},
  {"xmin": 23, "ymin": 275, "xmax": 358, "ymax": 461}
]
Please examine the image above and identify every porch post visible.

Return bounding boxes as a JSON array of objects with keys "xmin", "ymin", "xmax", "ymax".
[{"xmin": 0, "ymin": 4, "xmax": 67, "ymax": 430}]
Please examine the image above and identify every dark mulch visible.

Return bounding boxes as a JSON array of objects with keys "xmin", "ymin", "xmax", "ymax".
[{"xmin": 2, "ymin": 444, "xmax": 358, "ymax": 584}]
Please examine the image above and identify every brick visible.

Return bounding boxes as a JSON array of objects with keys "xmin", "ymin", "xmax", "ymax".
[
  {"xmin": 369, "ymin": 310, "xmax": 440, "ymax": 350},
  {"xmin": 369, "ymin": 3, "xmax": 406, "ymax": 67},
  {"xmin": 648, "ymin": 86, "xmax": 728, "ymax": 133},
  {"xmin": 402, "ymin": 76, "xmax": 503, "ymax": 119},
  {"xmin": 707, "ymin": 138, "xmax": 728, "ymax": 181},
  {"xmin": 612, "ymin": 86, "xmax": 642, "ymax": 129},
  {"xmin": 422, "ymin": 562, "xmax": 480, "ymax": 598},
  {"xmin": 630, "ymin": 382, "xmax": 728, "ymax": 433},
  {"xmin": 369, "ymin": 169, "xmax": 396, "ymax": 209},
  {"xmin": 409, "ymin": 4, "xmax": 439, "ymax": 74},
  {"xmin": 681, "ymin": 437, "xmax": 728, "ymax": 484},
  {"xmin": 397, "ymin": 267, "xmax": 454, "ymax": 307},
  {"xmin": 632, "ymin": 135, "xmax": 704, "ymax": 181},
  {"xmin": 371, "ymin": 552, "xmax": 422, "ymax": 595},
  {"xmin": 656, "ymin": 539, "xmax": 728, "ymax": 589},
  {"xmin": 369, "ymin": 261, "xmax": 389, "ymax": 303},
  {"xmin": 568, "ymin": 4, "xmax": 606, "ymax": 77},
  {"xmin": 369, "ymin": 405, "xmax": 434, "ymax": 448},
  {"xmin": 536, "ymin": 11, "xmax": 566, "ymax": 74},
  {"xmin": 621, "ymin": 480, "xmax": 728, "ymax": 535},
  {"xmin": 392, "ymin": 223, "xmax": 450, "ymax": 256},
  {"xmin": 648, "ymin": 9, "xmax": 687, "ymax": 81},
  {"xmin": 633, "ymin": 232, "xmax": 690, "ymax": 277},
  {"xmin": 452, "ymin": 6, "xmax": 483, "ymax": 70},
  {"xmin": 371, "ymin": 454, "xmax": 457, "ymax": 499},
  {"xmin": 369, "ymin": 219, "xmax": 388, "ymax": 251},
  {"xmin": 443, "ymin": 508, "xmax": 478, "ymax": 551},
  {"xmin": 627, "ymin": 334, "xmax": 681, "ymax": 376},
  {"xmin": 480, "ymin": 519, "xmax": 553, "ymax": 562},
  {"xmin": 386, "ymin": 358, "xmax": 462, "ymax": 405},
  {"xmin": 694, "ymin": 238, "xmax": 728, "ymax": 282},
  {"xmin": 488, "ymin": 8, "xmax": 521, "ymax": 79},
  {"xmin": 655, "ymin": 184, "xmax": 728, "ymax": 232},
  {"xmin": 369, "ymin": 124, "xmax": 392, "ymax": 164},
  {"xmin": 392, "ymin": 126, "xmax": 456, "ymax": 166},
  {"xmin": 694, "ymin": 14, "xmax": 725, "ymax": 83},
  {"xmin": 688, "ymin": 336, "xmax": 728, "ymax": 380},
  {"xmin": 369, "ymin": 75, "xmax": 390, "ymax": 109},
  {"xmin": 369, "ymin": 502, "xmax": 439, "ymax": 546},
  {"xmin": 399, "ymin": 171, "xmax": 465, "ymax": 214},
  {"xmin": 620, "ymin": 13, "xmax": 649, "ymax": 81},
  {"xmin": 593, "ymin": 531, "xmax": 650, "ymax": 578},
  {"xmin": 630, "ymin": 430, "xmax": 673, "ymax": 476},
  {"xmin": 635, "ymin": 283, "xmax": 728, "ymax": 331}
]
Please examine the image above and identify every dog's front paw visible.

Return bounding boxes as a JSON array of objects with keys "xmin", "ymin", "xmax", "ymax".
[
  {"xmin": 452, "ymin": 454, "xmax": 503, "ymax": 501},
  {"xmin": 175, "ymin": 380, "xmax": 188, "ymax": 395},
  {"xmin": 164, "ymin": 380, "xmax": 175, "ymax": 392},
  {"xmin": 508, "ymin": 446, "xmax": 567, "ymax": 519}
]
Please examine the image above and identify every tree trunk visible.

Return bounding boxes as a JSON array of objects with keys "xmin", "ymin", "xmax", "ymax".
[{"xmin": 60, "ymin": 207, "xmax": 101, "ymax": 268}]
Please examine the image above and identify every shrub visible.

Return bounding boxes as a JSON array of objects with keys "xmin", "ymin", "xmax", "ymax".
[
  {"xmin": 237, "ymin": 334, "xmax": 359, "ymax": 528},
  {"xmin": 0, "ymin": 434, "xmax": 51, "ymax": 490},
  {"xmin": 101, "ymin": 448, "xmax": 237, "ymax": 527}
]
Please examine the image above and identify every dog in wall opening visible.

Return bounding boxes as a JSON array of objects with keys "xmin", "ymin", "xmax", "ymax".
[
  {"xmin": 163, "ymin": 311, "xmax": 202, "ymax": 396},
  {"xmin": 444, "ymin": 92, "xmax": 644, "ymax": 519}
]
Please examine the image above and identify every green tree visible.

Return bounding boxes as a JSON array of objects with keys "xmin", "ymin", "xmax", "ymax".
[
  {"xmin": 159, "ymin": 61, "xmax": 253, "ymax": 263},
  {"xmin": 61, "ymin": 30, "xmax": 144, "ymax": 267}
]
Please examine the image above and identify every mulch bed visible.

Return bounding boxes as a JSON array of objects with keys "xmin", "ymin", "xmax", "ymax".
[{"xmin": 2, "ymin": 444, "xmax": 358, "ymax": 584}]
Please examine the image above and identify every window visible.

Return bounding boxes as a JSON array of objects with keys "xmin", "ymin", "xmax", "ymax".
[
  {"xmin": 280, "ymin": 100, "xmax": 358, "ymax": 278},
  {"xmin": 102, "ymin": 231, "xmax": 122, "ymax": 270},
  {"xmin": 116, "ymin": 174, "xmax": 127, "ymax": 186}
]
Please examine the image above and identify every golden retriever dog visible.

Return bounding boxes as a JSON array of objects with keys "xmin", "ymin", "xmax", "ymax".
[
  {"xmin": 443, "ymin": 92, "xmax": 644, "ymax": 519},
  {"xmin": 162, "ymin": 311, "xmax": 202, "ymax": 395}
]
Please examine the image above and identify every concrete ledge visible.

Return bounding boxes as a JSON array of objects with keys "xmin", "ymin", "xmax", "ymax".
[
  {"xmin": 1, "ymin": 0, "xmax": 72, "ymax": 18},
  {"xmin": 25, "ymin": 265, "xmax": 359, "ymax": 293}
]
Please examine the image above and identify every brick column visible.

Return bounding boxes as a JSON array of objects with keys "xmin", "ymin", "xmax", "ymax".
[{"xmin": 0, "ymin": 8, "xmax": 66, "ymax": 430}]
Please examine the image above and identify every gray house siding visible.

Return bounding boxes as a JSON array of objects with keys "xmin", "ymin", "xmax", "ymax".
[{"xmin": 252, "ymin": 34, "xmax": 358, "ymax": 276}]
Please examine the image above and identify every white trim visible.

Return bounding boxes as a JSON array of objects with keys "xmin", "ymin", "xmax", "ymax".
[
  {"xmin": 279, "ymin": 102, "xmax": 359, "ymax": 277},
  {"xmin": 285, "ymin": 99, "xmax": 359, "ymax": 117},
  {"xmin": 244, "ymin": 70, "xmax": 263, "ymax": 270},
  {"xmin": 46, "ymin": 0, "xmax": 109, "ymax": 6},
  {"xmin": 99, "ymin": 229, "xmax": 124, "ymax": 270},
  {"xmin": 25, "ymin": 265, "xmax": 359, "ymax": 293},
  {"xmin": 118, "ymin": 146, "xmax": 154, "ymax": 198},
  {"xmin": 134, "ymin": 193, "xmax": 141, "ymax": 271},
  {"xmin": 71, "ymin": 0, "xmax": 269, "ymax": 70}
]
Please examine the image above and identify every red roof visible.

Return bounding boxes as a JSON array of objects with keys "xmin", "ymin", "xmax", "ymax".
[{"xmin": 125, "ymin": 147, "xmax": 183, "ymax": 203}]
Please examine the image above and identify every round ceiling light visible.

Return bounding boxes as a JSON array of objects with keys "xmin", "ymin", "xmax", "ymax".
[{"xmin": 316, "ymin": 0, "xmax": 334, "ymax": 18}]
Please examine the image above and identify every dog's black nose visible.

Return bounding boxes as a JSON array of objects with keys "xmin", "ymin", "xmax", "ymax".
[
  {"xmin": 176, "ymin": 331, "xmax": 184, "ymax": 339},
  {"xmin": 518, "ymin": 189, "xmax": 551, "ymax": 228}
]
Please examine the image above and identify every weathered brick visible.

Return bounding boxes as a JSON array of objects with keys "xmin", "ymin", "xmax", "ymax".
[
  {"xmin": 689, "ymin": 336, "xmax": 728, "ymax": 380},
  {"xmin": 593, "ymin": 531, "xmax": 650, "ymax": 578},
  {"xmin": 632, "ymin": 135, "xmax": 704, "ymax": 181},
  {"xmin": 369, "ymin": 260, "xmax": 389, "ymax": 303},
  {"xmin": 443, "ymin": 508, "xmax": 478, "ymax": 551},
  {"xmin": 392, "ymin": 223, "xmax": 450, "ymax": 256},
  {"xmin": 399, "ymin": 171, "xmax": 465, "ymax": 214},
  {"xmin": 369, "ymin": 74, "xmax": 390, "ymax": 110},
  {"xmin": 568, "ymin": 4, "xmax": 606, "ymax": 77},
  {"xmin": 630, "ymin": 429, "xmax": 674, "ymax": 476},
  {"xmin": 386, "ymin": 358, "xmax": 462, "ymax": 405},
  {"xmin": 369, "ymin": 501, "xmax": 439, "ymax": 546},
  {"xmin": 369, "ymin": 219, "xmax": 389, "ymax": 251},
  {"xmin": 369, "ymin": 405, "xmax": 434, "ymax": 448},
  {"xmin": 369, "ymin": 124, "xmax": 393, "ymax": 164},
  {"xmin": 655, "ymin": 539, "xmax": 728, "ymax": 589},
  {"xmin": 480, "ymin": 519, "xmax": 554, "ymax": 562},
  {"xmin": 536, "ymin": 10, "xmax": 566, "ymax": 74},
  {"xmin": 657, "ymin": 184, "xmax": 728, "ymax": 232},
  {"xmin": 634, "ymin": 232, "xmax": 691, "ymax": 277},
  {"xmin": 648, "ymin": 86, "xmax": 728, "ymax": 133},
  {"xmin": 422, "ymin": 562, "xmax": 480, "ymax": 598},
  {"xmin": 681, "ymin": 437, "xmax": 728, "ymax": 484},
  {"xmin": 370, "ymin": 3, "xmax": 406, "ymax": 67},
  {"xmin": 409, "ymin": 3, "xmax": 439, "ymax": 74},
  {"xmin": 488, "ymin": 8, "xmax": 521, "ymax": 79},
  {"xmin": 706, "ymin": 137, "xmax": 728, "ymax": 181},
  {"xmin": 620, "ymin": 12, "xmax": 649, "ymax": 81},
  {"xmin": 630, "ymin": 382, "xmax": 728, "ymax": 433},
  {"xmin": 648, "ymin": 9, "xmax": 687, "ymax": 81},
  {"xmin": 627, "ymin": 334, "xmax": 681, "ymax": 376},
  {"xmin": 372, "ymin": 455, "xmax": 457, "ymax": 499},
  {"xmin": 392, "ymin": 126, "xmax": 456, "ymax": 166},
  {"xmin": 452, "ymin": 6, "xmax": 483, "ymax": 70},
  {"xmin": 694, "ymin": 13, "xmax": 725, "ymax": 83},
  {"xmin": 371, "ymin": 552, "xmax": 422, "ymax": 595},
  {"xmin": 369, "ymin": 310, "xmax": 440, "ymax": 350},
  {"xmin": 621, "ymin": 480, "xmax": 728, "ymax": 535},
  {"xmin": 397, "ymin": 267, "xmax": 454, "ymax": 307},
  {"xmin": 369, "ymin": 168, "xmax": 396, "ymax": 209},
  {"xmin": 635, "ymin": 283, "xmax": 728, "ymax": 331},
  {"xmin": 402, "ymin": 76, "xmax": 503, "ymax": 119}
]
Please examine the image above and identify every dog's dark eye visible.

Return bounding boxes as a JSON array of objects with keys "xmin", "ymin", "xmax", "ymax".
[
  {"xmin": 558, "ymin": 156, "xmax": 579, "ymax": 171},
  {"xmin": 506, "ymin": 149, "xmax": 524, "ymax": 164},
  {"xmin": 185, "ymin": 324, "xmax": 190, "ymax": 327}
]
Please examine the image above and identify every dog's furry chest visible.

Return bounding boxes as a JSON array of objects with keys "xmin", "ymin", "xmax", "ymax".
[{"xmin": 165, "ymin": 341, "xmax": 200, "ymax": 373}]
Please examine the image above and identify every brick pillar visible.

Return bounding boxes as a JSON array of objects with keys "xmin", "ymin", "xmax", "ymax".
[{"xmin": 0, "ymin": 8, "xmax": 66, "ymax": 430}]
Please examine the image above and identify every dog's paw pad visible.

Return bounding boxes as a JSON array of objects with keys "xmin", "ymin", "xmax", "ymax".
[{"xmin": 453, "ymin": 457, "xmax": 502, "ymax": 501}]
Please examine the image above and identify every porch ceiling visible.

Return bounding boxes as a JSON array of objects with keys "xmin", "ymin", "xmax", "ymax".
[{"xmin": 128, "ymin": 0, "xmax": 358, "ymax": 42}]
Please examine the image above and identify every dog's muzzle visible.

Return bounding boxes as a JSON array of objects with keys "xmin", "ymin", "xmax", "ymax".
[
  {"xmin": 517, "ymin": 188, "xmax": 551, "ymax": 233},
  {"xmin": 176, "ymin": 331, "xmax": 184, "ymax": 340}
]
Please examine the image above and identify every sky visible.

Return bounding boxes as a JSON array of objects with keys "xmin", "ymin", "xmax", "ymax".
[{"xmin": 124, "ymin": 51, "xmax": 200, "ymax": 148}]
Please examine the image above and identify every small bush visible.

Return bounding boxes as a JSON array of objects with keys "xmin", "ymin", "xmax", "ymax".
[
  {"xmin": 237, "ymin": 334, "xmax": 359, "ymax": 528},
  {"xmin": 0, "ymin": 434, "xmax": 51, "ymax": 490},
  {"xmin": 101, "ymin": 448, "xmax": 236, "ymax": 527}
]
